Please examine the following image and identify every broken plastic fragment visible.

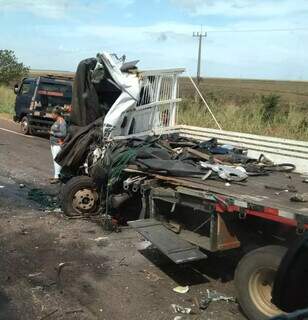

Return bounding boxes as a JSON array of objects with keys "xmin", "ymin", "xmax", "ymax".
[
  {"xmin": 199, "ymin": 289, "xmax": 236, "ymax": 310},
  {"xmin": 171, "ymin": 304, "xmax": 192, "ymax": 314},
  {"xmin": 173, "ymin": 286, "xmax": 189, "ymax": 294}
]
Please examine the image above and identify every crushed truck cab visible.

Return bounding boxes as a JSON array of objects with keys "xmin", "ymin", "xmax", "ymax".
[{"xmin": 13, "ymin": 75, "xmax": 73, "ymax": 135}]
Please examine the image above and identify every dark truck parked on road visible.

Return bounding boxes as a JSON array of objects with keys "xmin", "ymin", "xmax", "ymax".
[{"xmin": 13, "ymin": 75, "xmax": 73, "ymax": 135}]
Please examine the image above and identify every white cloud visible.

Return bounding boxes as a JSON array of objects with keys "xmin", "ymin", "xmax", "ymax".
[
  {"xmin": 0, "ymin": 0, "xmax": 135, "ymax": 19},
  {"xmin": 0, "ymin": 0, "xmax": 73, "ymax": 19},
  {"xmin": 172, "ymin": 0, "xmax": 308, "ymax": 18}
]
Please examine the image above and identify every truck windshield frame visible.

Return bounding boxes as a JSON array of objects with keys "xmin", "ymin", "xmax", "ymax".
[
  {"xmin": 37, "ymin": 81, "xmax": 72, "ymax": 108},
  {"xmin": 38, "ymin": 82, "xmax": 72, "ymax": 97}
]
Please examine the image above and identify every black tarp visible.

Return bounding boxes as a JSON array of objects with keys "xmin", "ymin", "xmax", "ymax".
[
  {"xmin": 70, "ymin": 57, "xmax": 122, "ymax": 127},
  {"xmin": 70, "ymin": 58, "xmax": 104, "ymax": 126},
  {"xmin": 55, "ymin": 118, "xmax": 104, "ymax": 175},
  {"xmin": 94, "ymin": 137, "xmax": 207, "ymax": 184}
]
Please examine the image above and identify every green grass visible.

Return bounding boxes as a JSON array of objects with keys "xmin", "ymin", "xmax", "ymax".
[
  {"xmin": 0, "ymin": 81, "xmax": 307, "ymax": 141},
  {"xmin": 0, "ymin": 86, "xmax": 15, "ymax": 115},
  {"xmin": 178, "ymin": 97, "xmax": 308, "ymax": 141}
]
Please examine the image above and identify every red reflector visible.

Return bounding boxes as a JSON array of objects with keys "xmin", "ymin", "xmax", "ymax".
[{"xmin": 264, "ymin": 207, "xmax": 279, "ymax": 215}]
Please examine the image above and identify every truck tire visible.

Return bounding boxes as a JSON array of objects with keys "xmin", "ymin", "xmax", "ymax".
[
  {"xmin": 235, "ymin": 245, "xmax": 287, "ymax": 320},
  {"xmin": 20, "ymin": 116, "xmax": 31, "ymax": 135},
  {"xmin": 61, "ymin": 176, "xmax": 100, "ymax": 217}
]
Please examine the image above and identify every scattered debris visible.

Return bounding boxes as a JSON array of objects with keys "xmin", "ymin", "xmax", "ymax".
[
  {"xmin": 142, "ymin": 269, "xmax": 162, "ymax": 282},
  {"xmin": 28, "ymin": 188, "xmax": 58, "ymax": 210},
  {"xmin": 27, "ymin": 272, "xmax": 56, "ymax": 288},
  {"xmin": 290, "ymin": 193, "xmax": 308, "ymax": 202},
  {"xmin": 199, "ymin": 297, "xmax": 211, "ymax": 310},
  {"xmin": 28, "ymin": 272, "xmax": 42, "ymax": 278},
  {"xmin": 174, "ymin": 316, "xmax": 184, "ymax": 320},
  {"xmin": 39, "ymin": 309, "xmax": 58, "ymax": 320},
  {"xmin": 0, "ymin": 185, "xmax": 4, "ymax": 188},
  {"xmin": 55, "ymin": 262, "xmax": 70, "ymax": 285},
  {"xmin": 100, "ymin": 214, "xmax": 117, "ymax": 231},
  {"xmin": 19, "ymin": 183, "xmax": 25, "ymax": 188},
  {"xmin": 93, "ymin": 236, "xmax": 109, "ymax": 247},
  {"xmin": 20, "ymin": 227, "xmax": 28, "ymax": 235},
  {"xmin": 200, "ymin": 162, "xmax": 248, "ymax": 182},
  {"xmin": 265, "ymin": 184, "xmax": 297, "ymax": 194},
  {"xmin": 65, "ymin": 309, "xmax": 84, "ymax": 314},
  {"xmin": 171, "ymin": 304, "xmax": 192, "ymax": 314},
  {"xmin": 199, "ymin": 289, "xmax": 236, "ymax": 310},
  {"xmin": 173, "ymin": 285, "xmax": 189, "ymax": 294}
]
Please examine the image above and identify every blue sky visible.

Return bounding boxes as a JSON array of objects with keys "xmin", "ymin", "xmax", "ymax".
[{"xmin": 0, "ymin": 0, "xmax": 308, "ymax": 80}]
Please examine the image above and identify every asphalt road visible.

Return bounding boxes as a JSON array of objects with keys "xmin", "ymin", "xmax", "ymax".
[
  {"xmin": 0, "ymin": 118, "xmax": 52, "ymax": 184},
  {"xmin": 0, "ymin": 118, "xmax": 245, "ymax": 320}
]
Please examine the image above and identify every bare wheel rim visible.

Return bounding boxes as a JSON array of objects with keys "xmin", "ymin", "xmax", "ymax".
[
  {"xmin": 72, "ymin": 188, "xmax": 98, "ymax": 214},
  {"xmin": 248, "ymin": 267, "xmax": 281, "ymax": 317}
]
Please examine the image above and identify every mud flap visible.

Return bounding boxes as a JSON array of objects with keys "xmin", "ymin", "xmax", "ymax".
[{"xmin": 128, "ymin": 219, "xmax": 207, "ymax": 264}]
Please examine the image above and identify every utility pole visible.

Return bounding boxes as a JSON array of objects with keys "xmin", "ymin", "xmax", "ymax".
[{"xmin": 193, "ymin": 31, "xmax": 207, "ymax": 85}]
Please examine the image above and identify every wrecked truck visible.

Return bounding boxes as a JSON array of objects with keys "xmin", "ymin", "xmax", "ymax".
[{"xmin": 57, "ymin": 52, "xmax": 308, "ymax": 320}]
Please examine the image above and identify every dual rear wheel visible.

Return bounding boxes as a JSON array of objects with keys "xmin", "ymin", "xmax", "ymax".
[{"xmin": 235, "ymin": 245, "xmax": 287, "ymax": 320}]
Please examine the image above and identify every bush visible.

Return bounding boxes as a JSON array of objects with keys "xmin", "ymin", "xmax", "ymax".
[
  {"xmin": 260, "ymin": 94, "xmax": 280, "ymax": 122},
  {"xmin": 177, "ymin": 97, "xmax": 308, "ymax": 141},
  {"xmin": 0, "ymin": 86, "xmax": 15, "ymax": 114},
  {"xmin": 0, "ymin": 50, "xmax": 29, "ymax": 85}
]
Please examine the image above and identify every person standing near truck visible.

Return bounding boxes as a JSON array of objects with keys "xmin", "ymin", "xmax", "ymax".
[{"xmin": 49, "ymin": 107, "xmax": 67, "ymax": 184}]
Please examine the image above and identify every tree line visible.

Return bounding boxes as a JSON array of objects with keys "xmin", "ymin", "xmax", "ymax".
[{"xmin": 0, "ymin": 49, "xmax": 29, "ymax": 85}]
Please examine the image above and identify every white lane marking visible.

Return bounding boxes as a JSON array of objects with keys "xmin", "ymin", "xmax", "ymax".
[{"xmin": 0, "ymin": 127, "xmax": 34, "ymax": 138}]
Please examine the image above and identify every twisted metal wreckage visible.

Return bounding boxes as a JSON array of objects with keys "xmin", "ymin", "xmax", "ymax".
[{"xmin": 56, "ymin": 52, "xmax": 308, "ymax": 320}]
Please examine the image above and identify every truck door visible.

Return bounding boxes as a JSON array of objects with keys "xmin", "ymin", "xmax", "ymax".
[{"xmin": 14, "ymin": 79, "xmax": 35, "ymax": 120}]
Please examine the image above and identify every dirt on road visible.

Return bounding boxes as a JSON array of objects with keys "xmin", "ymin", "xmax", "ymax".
[{"xmin": 0, "ymin": 118, "xmax": 245, "ymax": 320}]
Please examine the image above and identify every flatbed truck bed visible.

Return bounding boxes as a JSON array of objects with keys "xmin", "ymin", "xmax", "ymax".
[
  {"xmin": 127, "ymin": 169, "xmax": 307, "ymax": 320},
  {"xmin": 152, "ymin": 171, "xmax": 308, "ymax": 220}
]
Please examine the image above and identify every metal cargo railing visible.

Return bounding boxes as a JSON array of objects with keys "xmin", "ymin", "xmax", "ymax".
[{"xmin": 130, "ymin": 68, "xmax": 184, "ymax": 134}]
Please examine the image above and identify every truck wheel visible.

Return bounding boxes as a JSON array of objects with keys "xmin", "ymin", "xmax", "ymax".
[
  {"xmin": 235, "ymin": 245, "xmax": 287, "ymax": 320},
  {"xmin": 20, "ymin": 116, "xmax": 31, "ymax": 135},
  {"xmin": 61, "ymin": 176, "xmax": 100, "ymax": 217}
]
